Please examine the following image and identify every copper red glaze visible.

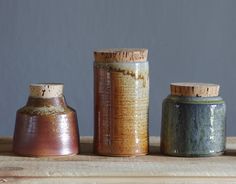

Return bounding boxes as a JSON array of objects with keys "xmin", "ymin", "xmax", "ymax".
[{"xmin": 13, "ymin": 96, "xmax": 79, "ymax": 156}]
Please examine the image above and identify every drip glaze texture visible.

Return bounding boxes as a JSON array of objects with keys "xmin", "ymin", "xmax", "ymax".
[
  {"xmin": 94, "ymin": 49, "xmax": 149, "ymax": 156},
  {"xmin": 161, "ymin": 95, "xmax": 226, "ymax": 157}
]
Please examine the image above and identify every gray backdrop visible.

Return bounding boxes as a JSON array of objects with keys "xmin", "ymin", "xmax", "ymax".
[{"xmin": 0, "ymin": 0, "xmax": 235, "ymax": 136}]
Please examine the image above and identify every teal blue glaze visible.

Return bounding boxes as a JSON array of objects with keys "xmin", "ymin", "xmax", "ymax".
[{"xmin": 160, "ymin": 95, "xmax": 226, "ymax": 157}]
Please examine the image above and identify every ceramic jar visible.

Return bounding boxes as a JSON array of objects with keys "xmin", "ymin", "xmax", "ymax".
[
  {"xmin": 13, "ymin": 83, "xmax": 80, "ymax": 156},
  {"xmin": 93, "ymin": 49, "xmax": 149, "ymax": 156},
  {"xmin": 160, "ymin": 83, "xmax": 226, "ymax": 157}
]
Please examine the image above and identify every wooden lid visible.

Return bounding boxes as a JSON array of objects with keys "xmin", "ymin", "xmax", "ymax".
[
  {"xmin": 170, "ymin": 82, "xmax": 220, "ymax": 97},
  {"xmin": 29, "ymin": 83, "xmax": 64, "ymax": 98},
  {"xmin": 94, "ymin": 48, "xmax": 148, "ymax": 63}
]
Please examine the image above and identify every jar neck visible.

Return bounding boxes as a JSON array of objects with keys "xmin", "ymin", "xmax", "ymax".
[
  {"xmin": 26, "ymin": 96, "xmax": 67, "ymax": 107},
  {"xmin": 165, "ymin": 95, "xmax": 224, "ymax": 104}
]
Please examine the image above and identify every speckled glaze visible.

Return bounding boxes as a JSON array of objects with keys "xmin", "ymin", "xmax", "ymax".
[
  {"xmin": 94, "ymin": 62, "xmax": 149, "ymax": 156},
  {"xmin": 13, "ymin": 85, "xmax": 80, "ymax": 157},
  {"xmin": 160, "ymin": 95, "xmax": 226, "ymax": 157}
]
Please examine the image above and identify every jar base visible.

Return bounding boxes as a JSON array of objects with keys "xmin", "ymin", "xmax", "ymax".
[
  {"xmin": 95, "ymin": 152, "xmax": 148, "ymax": 157},
  {"xmin": 161, "ymin": 151, "xmax": 224, "ymax": 157},
  {"xmin": 13, "ymin": 151, "xmax": 78, "ymax": 157}
]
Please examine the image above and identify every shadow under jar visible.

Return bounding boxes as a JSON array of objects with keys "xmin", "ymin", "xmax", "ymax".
[
  {"xmin": 161, "ymin": 82, "xmax": 226, "ymax": 157},
  {"xmin": 94, "ymin": 49, "xmax": 149, "ymax": 156},
  {"xmin": 13, "ymin": 83, "xmax": 80, "ymax": 156}
]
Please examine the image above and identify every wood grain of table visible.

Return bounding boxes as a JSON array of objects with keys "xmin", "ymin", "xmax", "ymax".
[{"xmin": 0, "ymin": 137, "xmax": 235, "ymax": 183}]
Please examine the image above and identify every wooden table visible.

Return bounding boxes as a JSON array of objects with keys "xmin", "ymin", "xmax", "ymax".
[{"xmin": 0, "ymin": 137, "xmax": 236, "ymax": 183}]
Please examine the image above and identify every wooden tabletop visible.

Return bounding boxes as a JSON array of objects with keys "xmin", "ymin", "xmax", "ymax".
[{"xmin": 0, "ymin": 137, "xmax": 236, "ymax": 183}]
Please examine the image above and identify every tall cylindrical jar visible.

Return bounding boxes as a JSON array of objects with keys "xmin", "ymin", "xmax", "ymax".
[
  {"xmin": 94, "ymin": 49, "xmax": 149, "ymax": 156},
  {"xmin": 13, "ymin": 83, "xmax": 80, "ymax": 156},
  {"xmin": 161, "ymin": 83, "xmax": 226, "ymax": 157}
]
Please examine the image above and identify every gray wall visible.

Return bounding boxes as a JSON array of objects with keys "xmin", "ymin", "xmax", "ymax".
[{"xmin": 0, "ymin": 0, "xmax": 236, "ymax": 136}]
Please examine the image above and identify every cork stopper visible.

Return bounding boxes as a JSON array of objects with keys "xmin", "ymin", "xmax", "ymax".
[
  {"xmin": 29, "ymin": 83, "xmax": 64, "ymax": 98},
  {"xmin": 94, "ymin": 48, "xmax": 148, "ymax": 63},
  {"xmin": 170, "ymin": 82, "xmax": 220, "ymax": 97}
]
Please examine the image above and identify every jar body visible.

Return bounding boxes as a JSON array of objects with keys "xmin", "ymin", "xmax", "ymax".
[
  {"xmin": 13, "ymin": 96, "xmax": 80, "ymax": 156},
  {"xmin": 161, "ymin": 95, "xmax": 226, "ymax": 157},
  {"xmin": 94, "ymin": 61, "xmax": 149, "ymax": 156}
]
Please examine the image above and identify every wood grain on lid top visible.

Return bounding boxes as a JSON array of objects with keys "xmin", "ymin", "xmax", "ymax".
[
  {"xmin": 170, "ymin": 82, "xmax": 220, "ymax": 97},
  {"xmin": 94, "ymin": 48, "xmax": 148, "ymax": 63}
]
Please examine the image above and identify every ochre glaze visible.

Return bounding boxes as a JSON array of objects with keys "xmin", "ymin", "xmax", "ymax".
[{"xmin": 94, "ymin": 61, "xmax": 149, "ymax": 156}]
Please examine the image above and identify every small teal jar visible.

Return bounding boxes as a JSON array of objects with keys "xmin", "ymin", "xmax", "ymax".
[{"xmin": 160, "ymin": 83, "xmax": 226, "ymax": 157}]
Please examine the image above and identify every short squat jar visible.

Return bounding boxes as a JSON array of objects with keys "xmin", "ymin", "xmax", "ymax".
[
  {"xmin": 160, "ymin": 83, "xmax": 226, "ymax": 157},
  {"xmin": 13, "ymin": 83, "xmax": 80, "ymax": 156},
  {"xmin": 94, "ymin": 49, "xmax": 149, "ymax": 156}
]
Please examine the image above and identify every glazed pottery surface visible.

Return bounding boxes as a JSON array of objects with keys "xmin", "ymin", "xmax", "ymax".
[
  {"xmin": 94, "ymin": 49, "xmax": 149, "ymax": 156},
  {"xmin": 13, "ymin": 84, "xmax": 80, "ymax": 157},
  {"xmin": 161, "ymin": 95, "xmax": 226, "ymax": 157}
]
